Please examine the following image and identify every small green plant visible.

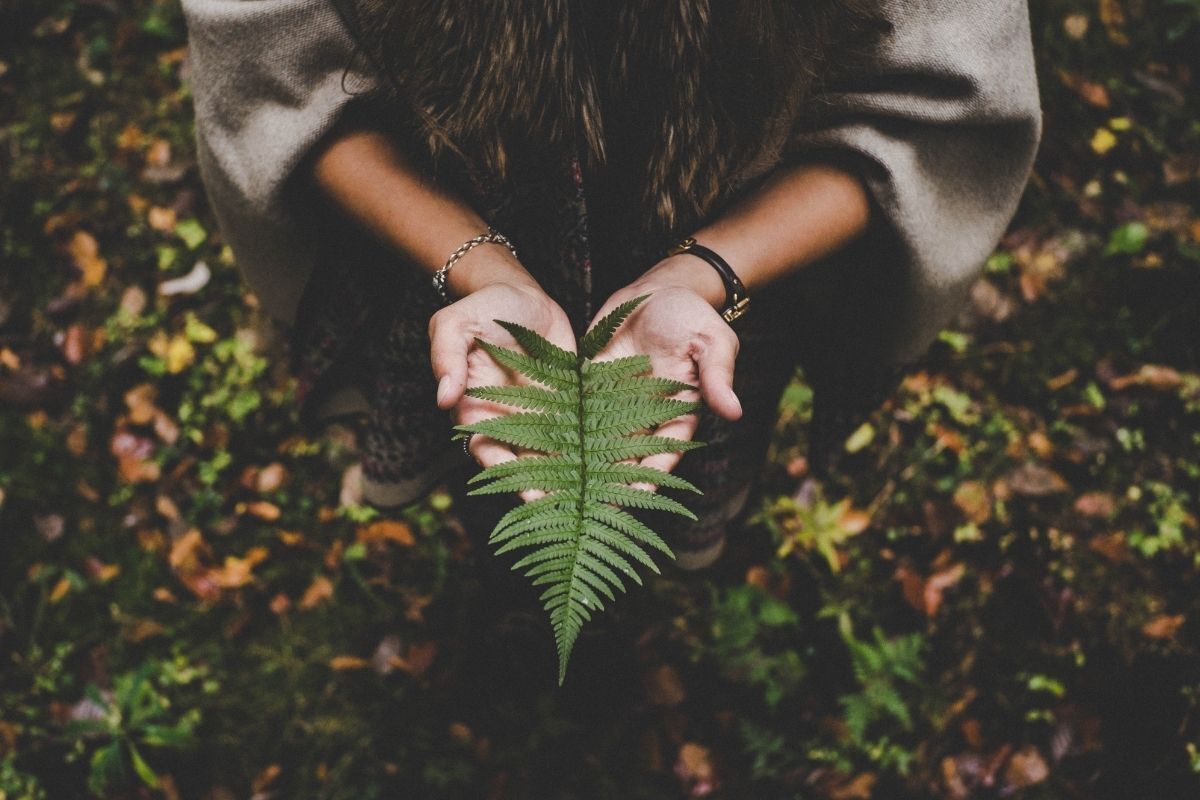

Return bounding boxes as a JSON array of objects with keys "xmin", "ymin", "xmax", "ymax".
[
  {"xmin": 836, "ymin": 613, "xmax": 924, "ymax": 773},
  {"xmin": 457, "ymin": 294, "xmax": 704, "ymax": 683},
  {"xmin": 64, "ymin": 662, "xmax": 200, "ymax": 794}
]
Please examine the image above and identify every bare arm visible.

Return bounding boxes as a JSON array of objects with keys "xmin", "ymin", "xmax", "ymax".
[
  {"xmin": 307, "ymin": 119, "xmax": 576, "ymax": 488},
  {"xmin": 635, "ymin": 161, "xmax": 872, "ymax": 309},
  {"xmin": 308, "ymin": 119, "xmax": 539, "ymax": 298}
]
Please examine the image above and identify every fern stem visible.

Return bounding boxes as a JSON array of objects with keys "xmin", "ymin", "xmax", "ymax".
[{"xmin": 559, "ymin": 351, "xmax": 590, "ymax": 685}]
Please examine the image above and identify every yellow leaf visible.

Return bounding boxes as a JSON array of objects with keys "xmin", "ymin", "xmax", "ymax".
[
  {"xmin": 67, "ymin": 230, "xmax": 107, "ymax": 287},
  {"xmin": 164, "ymin": 336, "xmax": 195, "ymax": 374},
  {"xmin": 844, "ymin": 422, "xmax": 875, "ymax": 453},
  {"xmin": 1108, "ymin": 116, "xmax": 1132, "ymax": 131},
  {"xmin": 1090, "ymin": 127, "xmax": 1118, "ymax": 155},
  {"xmin": 184, "ymin": 313, "xmax": 218, "ymax": 344},
  {"xmin": 49, "ymin": 577, "xmax": 72, "ymax": 603}
]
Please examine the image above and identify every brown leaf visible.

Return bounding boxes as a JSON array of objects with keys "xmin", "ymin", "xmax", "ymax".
[
  {"xmin": 1004, "ymin": 463, "xmax": 1069, "ymax": 497},
  {"xmin": 67, "ymin": 230, "xmax": 107, "ymax": 287},
  {"xmin": 829, "ymin": 773, "xmax": 876, "ymax": 800},
  {"xmin": 168, "ymin": 529, "xmax": 208, "ymax": 571},
  {"xmin": 953, "ymin": 481, "xmax": 991, "ymax": 524},
  {"xmin": 924, "ymin": 564, "xmax": 967, "ymax": 618},
  {"xmin": 961, "ymin": 719, "xmax": 984, "ymax": 749},
  {"xmin": 644, "ymin": 664, "xmax": 687, "ymax": 707},
  {"xmin": 251, "ymin": 764, "xmax": 282, "ymax": 794},
  {"xmin": 391, "ymin": 641, "xmax": 438, "ymax": 677},
  {"xmin": 1003, "ymin": 746, "xmax": 1050, "ymax": 790},
  {"xmin": 1057, "ymin": 69, "xmax": 1111, "ymax": 108},
  {"xmin": 85, "ymin": 556, "xmax": 120, "ymax": 582},
  {"xmin": 209, "ymin": 547, "xmax": 269, "ymax": 588},
  {"xmin": 674, "ymin": 743, "xmax": 717, "ymax": 798},
  {"xmin": 1062, "ymin": 13, "xmax": 1089, "ymax": 39},
  {"xmin": 1089, "ymin": 531, "xmax": 1129, "ymax": 563},
  {"xmin": 1108, "ymin": 364, "xmax": 1183, "ymax": 391},
  {"xmin": 61, "ymin": 323, "xmax": 89, "ymax": 365},
  {"xmin": 1046, "ymin": 368, "xmax": 1078, "ymax": 391},
  {"xmin": 299, "ymin": 575, "xmax": 334, "ymax": 610},
  {"xmin": 146, "ymin": 138, "xmax": 172, "ymax": 167},
  {"xmin": 119, "ymin": 285, "xmax": 148, "ymax": 317},
  {"xmin": 269, "ymin": 593, "xmax": 291, "ymax": 615},
  {"xmin": 239, "ymin": 501, "xmax": 281, "ymax": 522},
  {"xmin": 124, "ymin": 383, "xmax": 159, "ymax": 425},
  {"xmin": 122, "ymin": 618, "xmax": 166, "ymax": 643},
  {"xmin": 1099, "ymin": 0, "xmax": 1129, "ymax": 44},
  {"xmin": 1074, "ymin": 492, "xmax": 1116, "ymax": 518},
  {"xmin": 357, "ymin": 519, "xmax": 415, "ymax": 547},
  {"xmin": 1142, "ymin": 614, "xmax": 1185, "ymax": 640},
  {"xmin": 329, "ymin": 655, "xmax": 369, "ymax": 671},
  {"xmin": 256, "ymin": 462, "xmax": 288, "ymax": 493}
]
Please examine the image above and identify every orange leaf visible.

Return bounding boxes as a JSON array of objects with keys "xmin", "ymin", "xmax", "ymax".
[
  {"xmin": 329, "ymin": 655, "xmax": 369, "ymax": 671},
  {"xmin": 240, "ymin": 501, "xmax": 281, "ymax": 522},
  {"xmin": 1142, "ymin": 614, "xmax": 1185, "ymax": 640},
  {"xmin": 67, "ymin": 230, "xmax": 107, "ymax": 287},
  {"xmin": 299, "ymin": 576, "xmax": 334, "ymax": 610},
  {"xmin": 357, "ymin": 519, "xmax": 415, "ymax": 547},
  {"xmin": 210, "ymin": 547, "xmax": 270, "ymax": 588}
]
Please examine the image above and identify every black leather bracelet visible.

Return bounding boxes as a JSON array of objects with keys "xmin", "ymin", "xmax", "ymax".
[{"xmin": 666, "ymin": 236, "xmax": 750, "ymax": 323}]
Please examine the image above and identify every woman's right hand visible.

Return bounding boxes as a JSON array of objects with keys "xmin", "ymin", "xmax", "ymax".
[{"xmin": 428, "ymin": 251, "xmax": 576, "ymax": 492}]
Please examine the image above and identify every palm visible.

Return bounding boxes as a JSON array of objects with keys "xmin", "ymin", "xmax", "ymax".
[{"xmin": 589, "ymin": 288, "xmax": 737, "ymax": 480}]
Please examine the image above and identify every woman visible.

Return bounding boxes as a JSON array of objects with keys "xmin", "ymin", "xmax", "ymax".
[{"xmin": 181, "ymin": 0, "xmax": 1042, "ymax": 569}]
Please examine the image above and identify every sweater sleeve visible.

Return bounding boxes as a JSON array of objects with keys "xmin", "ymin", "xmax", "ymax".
[
  {"xmin": 181, "ymin": 0, "xmax": 377, "ymax": 324},
  {"xmin": 784, "ymin": 0, "xmax": 1043, "ymax": 366}
]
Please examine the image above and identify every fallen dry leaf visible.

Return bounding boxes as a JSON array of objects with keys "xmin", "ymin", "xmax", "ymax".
[
  {"xmin": 299, "ymin": 575, "xmax": 334, "ymax": 610},
  {"xmin": 239, "ymin": 501, "xmax": 281, "ymax": 522},
  {"xmin": 1142, "ymin": 614, "xmax": 1185, "ymax": 640},
  {"xmin": 674, "ymin": 743, "xmax": 717, "ymax": 798},
  {"xmin": 953, "ymin": 481, "xmax": 991, "ymax": 524},
  {"xmin": 1004, "ymin": 463, "xmax": 1069, "ymax": 497},
  {"xmin": 357, "ymin": 519, "xmax": 415, "ymax": 547},
  {"xmin": 329, "ymin": 655, "xmax": 370, "ymax": 671},
  {"xmin": 829, "ymin": 772, "xmax": 876, "ymax": 800},
  {"xmin": 67, "ymin": 230, "xmax": 107, "ymax": 287},
  {"xmin": 1074, "ymin": 492, "xmax": 1116, "ymax": 518},
  {"xmin": 1003, "ymin": 746, "xmax": 1050, "ymax": 790},
  {"xmin": 644, "ymin": 664, "xmax": 686, "ymax": 707},
  {"xmin": 1108, "ymin": 364, "xmax": 1183, "ymax": 391}
]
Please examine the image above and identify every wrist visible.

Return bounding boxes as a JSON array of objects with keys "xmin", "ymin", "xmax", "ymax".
[
  {"xmin": 634, "ymin": 254, "xmax": 727, "ymax": 310},
  {"xmin": 445, "ymin": 244, "xmax": 539, "ymax": 298}
]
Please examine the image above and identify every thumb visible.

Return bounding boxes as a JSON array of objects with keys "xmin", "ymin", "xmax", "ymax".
[
  {"xmin": 696, "ymin": 334, "xmax": 742, "ymax": 422},
  {"xmin": 430, "ymin": 326, "xmax": 469, "ymax": 409}
]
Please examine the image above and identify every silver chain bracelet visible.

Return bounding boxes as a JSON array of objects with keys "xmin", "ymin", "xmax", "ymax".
[{"xmin": 432, "ymin": 226, "xmax": 518, "ymax": 304}]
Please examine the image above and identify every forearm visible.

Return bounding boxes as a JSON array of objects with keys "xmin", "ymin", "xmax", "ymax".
[
  {"xmin": 641, "ymin": 162, "xmax": 872, "ymax": 308},
  {"xmin": 308, "ymin": 119, "xmax": 536, "ymax": 297}
]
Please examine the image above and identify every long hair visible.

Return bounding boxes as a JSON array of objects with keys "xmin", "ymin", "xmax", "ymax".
[{"xmin": 333, "ymin": 0, "xmax": 884, "ymax": 233}]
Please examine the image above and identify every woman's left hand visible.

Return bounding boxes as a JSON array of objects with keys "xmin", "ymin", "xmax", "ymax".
[{"xmin": 587, "ymin": 255, "xmax": 744, "ymax": 482}]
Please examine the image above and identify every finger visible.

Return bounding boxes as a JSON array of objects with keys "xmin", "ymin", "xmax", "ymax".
[
  {"xmin": 515, "ymin": 445, "xmax": 546, "ymax": 503},
  {"xmin": 468, "ymin": 433, "xmax": 519, "ymax": 471},
  {"xmin": 637, "ymin": 411, "xmax": 700, "ymax": 486},
  {"xmin": 430, "ymin": 321, "xmax": 470, "ymax": 409},
  {"xmin": 696, "ymin": 331, "xmax": 742, "ymax": 421}
]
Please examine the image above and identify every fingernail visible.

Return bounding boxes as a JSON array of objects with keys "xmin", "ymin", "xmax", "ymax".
[{"xmin": 436, "ymin": 375, "xmax": 450, "ymax": 406}]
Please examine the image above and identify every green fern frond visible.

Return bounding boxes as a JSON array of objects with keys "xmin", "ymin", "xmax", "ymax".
[{"xmin": 456, "ymin": 294, "xmax": 704, "ymax": 684}]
